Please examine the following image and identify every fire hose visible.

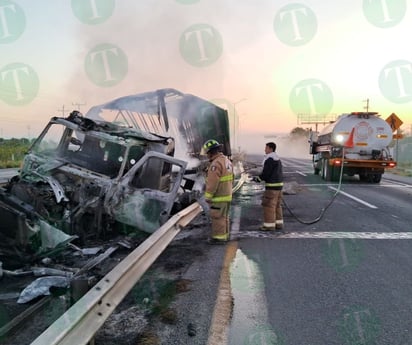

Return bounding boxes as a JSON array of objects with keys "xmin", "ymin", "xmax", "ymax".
[{"xmin": 247, "ymin": 153, "xmax": 346, "ymax": 225}]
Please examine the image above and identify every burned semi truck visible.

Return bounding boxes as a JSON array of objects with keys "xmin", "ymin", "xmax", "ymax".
[
  {"xmin": 0, "ymin": 89, "xmax": 231, "ymax": 265},
  {"xmin": 309, "ymin": 112, "xmax": 396, "ymax": 183}
]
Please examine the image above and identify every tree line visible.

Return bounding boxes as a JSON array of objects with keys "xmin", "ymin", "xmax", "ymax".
[{"xmin": 0, "ymin": 138, "xmax": 32, "ymax": 168}]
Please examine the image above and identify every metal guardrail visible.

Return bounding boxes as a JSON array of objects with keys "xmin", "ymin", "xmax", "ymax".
[{"xmin": 31, "ymin": 202, "xmax": 203, "ymax": 345}]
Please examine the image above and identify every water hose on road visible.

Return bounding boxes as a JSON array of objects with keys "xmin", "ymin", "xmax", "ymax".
[
  {"xmin": 282, "ymin": 150, "xmax": 346, "ymax": 225},
  {"xmin": 282, "ymin": 191, "xmax": 339, "ymax": 225},
  {"xmin": 245, "ymin": 152, "xmax": 346, "ymax": 225}
]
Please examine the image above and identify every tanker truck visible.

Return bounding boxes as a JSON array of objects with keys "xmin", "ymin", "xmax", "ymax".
[{"xmin": 309, "ymin": 112, "xmax": 396, "ymax": 183}]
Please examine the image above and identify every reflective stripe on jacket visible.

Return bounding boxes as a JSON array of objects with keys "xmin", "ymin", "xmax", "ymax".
[{"xmin": 205, "ymin": 153, "xmax": 234, "ymax": 203}]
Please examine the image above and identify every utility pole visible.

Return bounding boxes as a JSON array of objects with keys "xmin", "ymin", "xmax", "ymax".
[
  {"xmin": 232, "ymin": 98, "xmax": 247, "ymax": 152},
  {"xmin": 57, "ymin": 105, "xmax": 69, "ymax": 117},
  {"xmin": 363, "ymin": 98, "xmax": 369, "ymax": 113}
]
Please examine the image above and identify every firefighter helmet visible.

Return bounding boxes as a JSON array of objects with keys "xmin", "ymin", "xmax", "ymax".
[{"xmin": 202, "ymin": 139, "xmax": 222, "ymax": 154}]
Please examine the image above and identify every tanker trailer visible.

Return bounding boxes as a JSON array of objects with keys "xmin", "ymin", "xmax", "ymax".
[{"xmin": 309, "ymin": 112, "xmax": 396, "ymax": 183}]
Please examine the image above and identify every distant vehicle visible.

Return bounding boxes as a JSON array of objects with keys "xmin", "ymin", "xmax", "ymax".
[
  {"xmin": 0, "ymin": 89, "xmax": 231, "ymax": 266},
  {"xmin": 309, "ymin": 112, "xmax": 396, "ymax": 183}
]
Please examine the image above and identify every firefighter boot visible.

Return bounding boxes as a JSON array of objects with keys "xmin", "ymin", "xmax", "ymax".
[{"xmin": 260, "ymin": 206, "xmax": 276, "ymax": 230}]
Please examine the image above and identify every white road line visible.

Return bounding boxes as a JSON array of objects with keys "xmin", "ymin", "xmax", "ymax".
[
  {"xmin": 236, "ymin": 231, "xmax": 412, "ymax": 239},
  {"xmin": 228, "ymin": 248, "xmax": 277, "ymax": 344},
  {"xmin": 300, "ymin": 183, "xmax": 412, "ymax": 188},
  {"xmin": 282, "ymin": 165, "xmax": 311, "ymax": 169},
  {"xmin": 329, "ymin": 186, "xmax": 378, "ymax": 209},
  {"xmin": 380, "ymin": 183, "xmax": 412, "ymax": 188},
  {"xmin": 231, "ymin": 205, "xmax": 241, "ymax": 236},
  {"xmin": 296, "ymin": 170, "xmax": 307, "ymax": 176}
]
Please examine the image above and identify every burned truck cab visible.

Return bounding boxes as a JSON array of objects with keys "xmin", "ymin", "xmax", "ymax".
[
  {"xmin": 0, "ymin": 88, "xmax": 232, "ymax": 265},
  {"xmin": 0, "ymin": 111, "xmax": 187, "ymax": 263}
]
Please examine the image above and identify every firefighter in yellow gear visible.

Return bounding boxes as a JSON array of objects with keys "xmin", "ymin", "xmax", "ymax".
[{"xmin": 202, "ymin": 139, "xmax": 234, "ymax": 243}]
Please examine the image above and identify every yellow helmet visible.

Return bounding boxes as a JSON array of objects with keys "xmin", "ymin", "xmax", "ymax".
[{"xmin": 202, "ymin": 139, "xmax": 221, "ymax": 154}]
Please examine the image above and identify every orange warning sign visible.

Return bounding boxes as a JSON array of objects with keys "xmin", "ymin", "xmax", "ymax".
[{"xmin": 386, "ymin": 113, "xmax": 403, "ymax": 132}]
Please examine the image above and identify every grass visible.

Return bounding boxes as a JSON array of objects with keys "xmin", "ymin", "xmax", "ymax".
[
  {"xmin": 392, "ymin": 161, "xmax": 412, "ymax": 177},
  {"xmin": 0, "ymin": 160, "xmax": 22, "ymax": 168}
]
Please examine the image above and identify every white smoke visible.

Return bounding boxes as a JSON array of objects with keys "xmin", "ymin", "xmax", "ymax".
[{"xmin": 237, "ymin": 131, "xmax": 311, "ymax": 159}]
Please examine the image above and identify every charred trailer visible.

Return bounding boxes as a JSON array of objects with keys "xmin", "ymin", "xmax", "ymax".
[{"xmin": 309, "ymin": 112, "xmax": 396, "ymax": 183}]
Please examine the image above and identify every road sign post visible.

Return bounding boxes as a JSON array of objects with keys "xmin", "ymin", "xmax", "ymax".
[{"xmin": 385, "ymin": 113, "xmax": 403, "ymax": 162}]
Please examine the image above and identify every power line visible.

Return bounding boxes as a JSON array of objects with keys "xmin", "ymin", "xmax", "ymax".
[{"xmin": 72, "ymin": 102, "xmax": 87, "ymax": 111}]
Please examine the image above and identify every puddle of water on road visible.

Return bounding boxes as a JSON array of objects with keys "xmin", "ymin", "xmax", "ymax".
[{"xmin": 228, "ymin": 248, "xmax": 283, "ymax": 345}]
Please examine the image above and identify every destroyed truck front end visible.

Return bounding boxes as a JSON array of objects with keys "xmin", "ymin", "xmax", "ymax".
[{"xmin": 0, "ymin": 112, "xmax": 189, "ymax": 265}]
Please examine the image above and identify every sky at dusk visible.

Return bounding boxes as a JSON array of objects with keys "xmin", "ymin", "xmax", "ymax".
[{"xmin": 1, "ymin": 0, "xmax": 411, "ymax": 154}]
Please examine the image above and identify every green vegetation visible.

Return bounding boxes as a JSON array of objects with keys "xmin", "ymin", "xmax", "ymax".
[
  {"xmin": 289, "ymin": 126, "xmax": 311, "ymax": 140},
  {"xmin": 0, "ymin": 138, "xmax": 32, "ymax": 168}
]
